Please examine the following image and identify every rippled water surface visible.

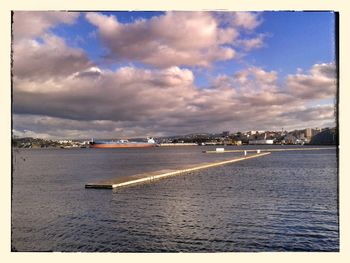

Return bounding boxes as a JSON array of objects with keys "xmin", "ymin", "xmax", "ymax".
[{"xmin": 12, "ymin": 145, "xmax": 338, "ymax": 252}]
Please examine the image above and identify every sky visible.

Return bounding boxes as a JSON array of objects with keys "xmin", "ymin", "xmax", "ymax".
[{"xmin": 12, "ymin": 11, "xmax": 337, "ymax": 139}]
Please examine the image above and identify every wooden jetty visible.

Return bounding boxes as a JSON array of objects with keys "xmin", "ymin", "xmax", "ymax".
[{"xmin": 85, "ymin": 152, "xmax": 271, "ymax": 189}]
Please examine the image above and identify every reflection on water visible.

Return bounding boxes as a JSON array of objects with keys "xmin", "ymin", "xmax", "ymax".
[{"xmin": 12, "ymin": 146, "xmax": 338, "ymax": 251}]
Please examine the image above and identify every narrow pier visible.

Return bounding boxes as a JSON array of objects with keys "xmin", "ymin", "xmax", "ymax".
[
  {"xmin": 85, "ymin": 152, "xmax": 271, "ymax": 189},
  {"xmin": 203, "ymin": 147, "xmax": 336, "ymax": 153}
]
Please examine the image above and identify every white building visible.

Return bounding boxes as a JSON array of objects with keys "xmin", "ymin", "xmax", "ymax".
[{"xmin": 248, "ymin": 139, "xmax": 274, "ymax": 145}]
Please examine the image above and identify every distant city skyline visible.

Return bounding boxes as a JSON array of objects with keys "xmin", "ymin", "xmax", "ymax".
[{"xmin": 12, "ymin": 11, "xmax": 337, "ymax": 139}]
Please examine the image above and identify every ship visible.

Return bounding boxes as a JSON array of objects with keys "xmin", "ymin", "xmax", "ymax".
[{"xmin": 89, "ymin": 137, "xmax": 156, "ymax": 148}]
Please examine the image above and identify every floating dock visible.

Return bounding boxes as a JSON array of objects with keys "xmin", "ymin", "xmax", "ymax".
[
  {"xmin": 85, "ymin": 152, "xmax": 271, "ymax": 189},
  {"xmin": 203, "ymin": 147, "xmax": 336, "ymax": 153}
]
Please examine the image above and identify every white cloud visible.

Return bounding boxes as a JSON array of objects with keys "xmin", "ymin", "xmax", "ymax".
[
  {"xmin": 13, "ymin": 65, "xmax": 197, "ymax": 122},
  {"xmin": 13, "ymin": 34, "xmax": 92, "ymax": 83},
  {"xmin": 215, "ymin": 11, "xmax": 262, "ymax": 30},
  {"xmin": 13, "ymin": 11, "xmax": 79, "ymax": 41},
  {"xmin": 85, "ymin": 11, "xmax": 265, "ymax": 68},
  {"xmin": 237, "ymin": 34, "xmax": 267, "ymax": 51},
  {"xmin": 286, "ymin": 62, "xmax": 337, "ymax": 99},
  {"xmin": 230, "ymin": 12, "xmax": 262, "ymax": 30},
  {"xmin": 74, "ymin": 67, "xmax": 102, "ymax": 79},
  {"xmin": 279, "ymin": 104, "xmax": 336, "ymax": 127},
  {"xmin": 13, "ymin": 62, "xmax": 336, "ymax": 138}
]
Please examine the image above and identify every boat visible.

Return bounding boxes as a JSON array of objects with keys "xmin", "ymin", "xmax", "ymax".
[{"xmin": 89, "ymin": 138, "xmax": 156, "ymax": 148}]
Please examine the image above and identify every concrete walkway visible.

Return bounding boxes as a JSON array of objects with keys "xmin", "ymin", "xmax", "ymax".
[
  {"xmin": 203, "ymin": 147, "xmax": 336, "ymax": 153},
  {"xmin": 85, "ymin": 152, "xmax": 271, "ymax": 189}
]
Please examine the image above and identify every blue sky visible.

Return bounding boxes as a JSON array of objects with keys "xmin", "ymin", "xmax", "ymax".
[
  {"xmin": 250, "ymin": 12, "xmax": 335, "ymax": 73},
  {"xmin": 12, "ymin": 11, "xmax": 337, "ymax": 139}
]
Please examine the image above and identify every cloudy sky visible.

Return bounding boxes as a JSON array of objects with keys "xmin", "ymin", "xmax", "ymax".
[{"xmin": 12, "ymin": 11, "xmax": 337, "ymax": 139}]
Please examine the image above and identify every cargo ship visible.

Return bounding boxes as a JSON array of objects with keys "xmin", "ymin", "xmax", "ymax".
[{"xmin": 89, "ymin": 138, "xmax": 156, "ymax": 148}]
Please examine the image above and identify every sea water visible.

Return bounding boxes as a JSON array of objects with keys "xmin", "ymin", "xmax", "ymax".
[{"xmin": 11, "ymin": 145, "xmax": 338, "ymax": 252}]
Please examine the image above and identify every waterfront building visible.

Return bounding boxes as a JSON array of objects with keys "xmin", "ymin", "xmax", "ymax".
[
  {"xmin": 222, "ymin": 131, "xmax": 230, "ymax": 137},
  {"xmin": 248, "ymin": 139, "xmax": 274, "ymax": 145},
  {"xmin": 284, "ymin": 134, "xmax": 298, "ymax": 144},
  {"xmin": 232, "ymin": 140, "xmax": 242, "ymax": 146},
  {"xmin": 305, "ymin": 128, "xmax": 312, "ymax": 139}
]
